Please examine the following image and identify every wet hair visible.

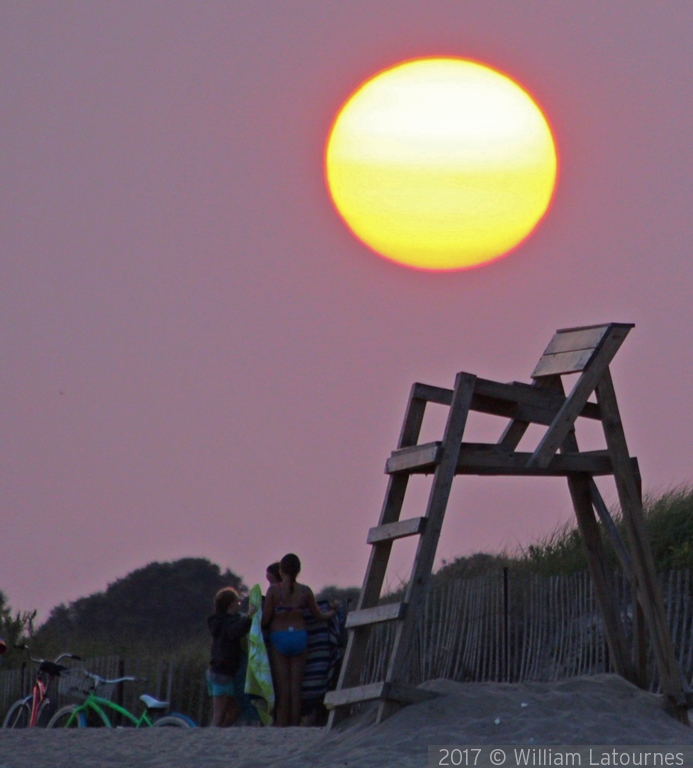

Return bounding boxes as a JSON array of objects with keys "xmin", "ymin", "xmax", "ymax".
[
  {"xmin": 280, "ymin": 553, "xmax": 301, "ymax": 595},
  {"xmin": 266, "ymin": 562, "xmax": 281, "ymax": 582},
  {"xmin": 214, "ymin": 587, "xmax": 239, "ymax": 613}
]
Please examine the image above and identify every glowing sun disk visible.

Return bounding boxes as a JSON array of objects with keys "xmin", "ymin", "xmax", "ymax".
[{"xmin": 325, "ymin": 58, "xmax": 558, "ymax": 271}]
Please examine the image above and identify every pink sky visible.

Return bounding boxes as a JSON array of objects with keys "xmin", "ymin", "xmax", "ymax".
[{"xmin": 3, "ymin": 2, "xmax": 693, "ymax": 620}]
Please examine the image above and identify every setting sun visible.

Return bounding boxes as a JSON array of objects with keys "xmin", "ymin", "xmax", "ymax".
[{"xmin": 325, "ymin": 58, "xmax": 558, "ymax": 271}]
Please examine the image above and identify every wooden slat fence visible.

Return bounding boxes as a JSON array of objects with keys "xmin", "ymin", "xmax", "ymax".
[
  {"xmin": 360, "ymin": 568, "xmax": 693, "ymax": 691},
  {"xmin": 3, "ymin": 568, "xmax": 693, "ymax": 725}
]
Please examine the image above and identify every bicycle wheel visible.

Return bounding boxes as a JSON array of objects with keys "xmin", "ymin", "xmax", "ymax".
[
  {"xmin": 2, "ymin": 700, "xmax": 30, "ymax": 728},
  {"xmin": 47, "ymin": 705, "xmax": 87, "ymax": 728},
  {"xmin": 152, "ymin": 713, "xmax": 196, "ymax": 728}
]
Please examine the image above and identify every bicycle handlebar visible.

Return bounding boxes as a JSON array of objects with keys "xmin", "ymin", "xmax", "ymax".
[
  {"xmin": 14, "ymin": 644, "xmax": 81, "ymax": 666},
  {"xmin": 82, "ymin": 670, "xmax": 139, "ymax": 685}
]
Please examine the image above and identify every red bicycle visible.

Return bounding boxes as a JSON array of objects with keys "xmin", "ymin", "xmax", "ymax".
[{"xmin": 2, "ymin": 645, "xmax": 81, "ymax": 728}]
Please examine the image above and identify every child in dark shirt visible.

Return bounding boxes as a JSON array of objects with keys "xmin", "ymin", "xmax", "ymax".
[{"xmin": 207, "ymin": 587, "xmax": 255, "ymax": 726}]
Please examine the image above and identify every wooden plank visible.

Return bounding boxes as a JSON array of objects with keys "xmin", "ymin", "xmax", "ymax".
[
  {"xmin": 414, "ymin": 379, "xmax": 601, "ymax": 421},
  {"xmin": 455, "ymin": 446, "xmax": 615, "ymax": 476},
  {"xmin": 377, "ymin": 371, "xmax": 477, "ymax": 724},
  {"xmin": 466, "ymin": 573, "xmax": 482, "ymax": 680},
  {"xmin": 387, "ymin": 443, "xmax": 621, "ymax": 476},
  {"xmin": 543, "ymin": 325, "xmax": 611, "ymax": 355},
  {"xmin": 683, "ymin": 568, "xmax": 693, "ymax": 672},
  {"xmin": 632, "ymin": 596, "xmax": 647, "ymax": 688},
  {"xmin": 386, "ymin": 442, "xmax": 441, "ymax": 474},
  {"xmin": 597, "ymin": 369, "xmax": 689, "ymax": 720},
  {"xmin": 679, "ymin": 570, "xmax": 690, "ymax": 673},
  {"xmin": 589, "ymin": 478, "xmax": 633, "ymax": 578},
  {"xmin": 443, "ymin": 580, "xmax": 456, "ymax": 679},
  {"xmin": 528, "ymin": 324, "xmax": 633, "ymax": 468},
  {"xmin": 531, "ymin": 348, "xmax": 597, "ymax": 378},
  {"xmin": 450, "ymin": 579, "xmax": 465, "ymax": 681},
  {"xmin": 346, "ymin": 602, "xmax": 407, "ymax": 629},
  {"xmin": 498, "ymin": 418, "xmax": 530, "ymax": 450},
  {"xmin": 472, "ymin": 394, "xmax": 561, "ymax": 427},
  {"xmin": 556, "ymin": 574, "xmax": 569, "ymax": 680},
  {"xmin": 532, "ymin": 324, "xmax": 634, "ymax": 380},
  {"xmin": 367, "ymin": 517, "xmax": 427, "ymax": 544},
  {"xmin": 325, "ymin": 682, "xmax": 439, "ymax": 709},
  {"xmin": 476, "ymin": 378, "xmax": 561, "ymax": 407},
  {"xmin": 420, "ymin": 588, "xmax": 429, "ymax": 680},
  {"xmin": 412, "ymin": 382, "xmax": 453, "ymax": 405},
  {"xmin": 670, "ymin": 571, "xmax": 681, "ymax": 666},
  {"xmin": 325, "ymin": 682, "xmax": 387, "ymax": 708}
]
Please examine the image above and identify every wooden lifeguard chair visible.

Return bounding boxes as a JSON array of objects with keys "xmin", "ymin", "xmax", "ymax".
[{"xmin": 325, "ymin": 323, "xmax": 691, "ymax": 726}]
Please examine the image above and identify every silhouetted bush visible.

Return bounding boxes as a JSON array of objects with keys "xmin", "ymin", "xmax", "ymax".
[{"xmin": 33, "ymin": 558, "xmax": 245, "ymax": 657}]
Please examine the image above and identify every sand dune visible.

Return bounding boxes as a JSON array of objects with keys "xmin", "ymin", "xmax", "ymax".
[{"xmin": 1, "ymin": 675, "xmax": 692, "ymax": 768}]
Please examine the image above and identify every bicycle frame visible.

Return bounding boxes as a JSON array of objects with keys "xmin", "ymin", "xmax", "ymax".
[
  {"xmin": 28, "ymin": 676, "xmax": 48, "ymax": 727},
  {"xmin": 65, "ymin": 692, "xmax": 156, "ymax": 728}
]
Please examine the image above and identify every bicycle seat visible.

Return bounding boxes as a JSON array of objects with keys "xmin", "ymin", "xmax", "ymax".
[
  {"xmin": 140, "ymin": 694, "xmax": 169, "ymax": 710},
  {"xmin": 39, "ymin": 661, "xmax": 68, "ymax": 676}
]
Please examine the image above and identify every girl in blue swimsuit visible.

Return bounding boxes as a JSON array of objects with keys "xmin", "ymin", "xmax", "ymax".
[{"xmin": 262, "ymin": 553, "xmax": 339, "ymax": 727}]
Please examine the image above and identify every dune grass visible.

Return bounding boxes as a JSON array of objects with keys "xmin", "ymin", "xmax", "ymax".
[{"xmin": 434, "ymin": 485, "xmax": 693, "ymax": 581}]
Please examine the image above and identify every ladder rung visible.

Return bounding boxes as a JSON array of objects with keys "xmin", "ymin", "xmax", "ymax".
[
  {"xmin": 386, "ymin": 442, "xmax": 441, "ymax": 474},
  {"xmin": 345, "ymin": 602, "xmax": 407, "ymax": 629},
  {"xmin": 387, "ymin": 443, "xmax": 617, "ymax": 477},
  {"xmin": 324, "ymin": 682, "xmax": 385, "ymax": 708},
  {"xmin": 324, "ymin": 682, "xmax": 440, "ymax": 709},
  {"xmin": 367, "ymin": 516, "xmax": 427, "ymax": 544}
]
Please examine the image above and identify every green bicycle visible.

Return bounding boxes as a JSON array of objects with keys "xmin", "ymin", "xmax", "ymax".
[{"xmin": 47, "ymin": 668, "xmax": 195, "ymax": 728}]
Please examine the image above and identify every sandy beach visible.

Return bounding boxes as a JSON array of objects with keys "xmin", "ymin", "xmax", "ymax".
[{"xmin": 1, "ymin": 675, "xmax": 692, "ymax": 768}]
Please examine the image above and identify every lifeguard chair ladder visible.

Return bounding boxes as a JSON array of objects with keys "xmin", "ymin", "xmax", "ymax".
[{"xmin": 325, "ymin": 323, "xmax": 690, "ymax": 727}]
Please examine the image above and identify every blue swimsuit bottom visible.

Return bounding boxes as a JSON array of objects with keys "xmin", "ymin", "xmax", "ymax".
[{"xmin": 270, "ymin": 629, "xmax": 308, "ymax": 657}]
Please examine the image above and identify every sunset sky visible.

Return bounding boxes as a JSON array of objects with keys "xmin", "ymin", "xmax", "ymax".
[{"xmin": 3, "ymin": 2, "xmax": 693, "ymax": 620}]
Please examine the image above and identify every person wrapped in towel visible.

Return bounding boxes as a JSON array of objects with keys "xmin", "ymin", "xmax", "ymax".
[{"xmin": 300, "ymin": 599, "xmax": 346, "ymax": 725}]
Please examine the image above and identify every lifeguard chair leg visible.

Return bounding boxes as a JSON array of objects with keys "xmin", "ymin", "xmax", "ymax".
[{"xmin": 597, "ymin": 370, "xmax": 689, "ymax": 723}]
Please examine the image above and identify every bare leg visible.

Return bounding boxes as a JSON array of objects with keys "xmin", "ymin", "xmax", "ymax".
[
  {"xmin": 221, "ymin": 697, "xmax": 240, "ymax": 727},
  {"xmin": 270, "ymin": 645, "xmax": 291, "ymax": 727},
  {"xmin": 211, "ymin": 695, "xmax": 231, "ymax": 727},
  {"xmin": 288, "ymin": 652, "xmax": 306, "ymax": 727}
]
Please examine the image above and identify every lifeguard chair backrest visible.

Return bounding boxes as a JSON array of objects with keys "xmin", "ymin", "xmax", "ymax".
[{"xmin": 531, "ymin": 323, "xmax": 633, "ymax": 379}]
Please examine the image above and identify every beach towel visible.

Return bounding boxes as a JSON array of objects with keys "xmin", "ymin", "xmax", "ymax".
[
  {"xmin": 301, "ymin": 600, "xmax": 344, "ymax": 711},
  {"xmin": 244, "ymin": 584, "xmax": 274, "ymax": 725}
]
